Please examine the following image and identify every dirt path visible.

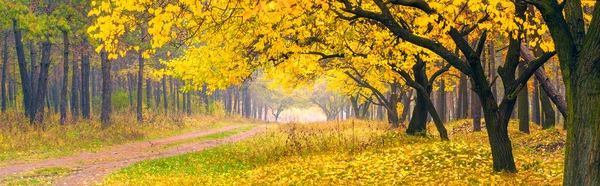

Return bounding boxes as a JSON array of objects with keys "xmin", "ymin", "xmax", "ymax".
[{"xmin": 0, "ymin": 125, "xmax": 265, "ymax": 185}]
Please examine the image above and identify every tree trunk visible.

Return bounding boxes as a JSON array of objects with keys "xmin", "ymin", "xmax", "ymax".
[
  {"xmin": 460, "ymin": 73, "xmax": 469, "ymax": 119},
  {"xmin": 71, "ymin": 48, "xmax": 80, "ymax": 121},
  {"xmin": 531, "ymin": 78, "xmax": 541, "ymax": 125},
  {"xmin": 488, "ymin": 41, "xmax": 497, "ymax": 101},
  {"xmin": 186, "ymin": 92, "xmax": 191, "ymax": 115},
  {"xmin": 517, "ymin": 62, "xmax": 529, "ymax": 133},
  {"xmin": 127, "ymin": 73, "xmax": 135, "ymax": 112},
  {"xmin": 29, "ymin": 41, "xmax": 38, "ymax": 101},
  {"xmin": 244, "ymin": 87, "xmax": 251, "ymax": 118},
  {"xmin": 137, "ymin": 48, "xmax": 144, "ymax": 121},
  {"xmin": 59, "ymin": 30, "xmax": 69, "ymax": 125},
  {"xmin": 472, "ymin": 92, "xmax": 482, "ymax": 132},
  {"xmin": 437, "ymin": 80, "xmax": 446, "ymax": 123},
  {"xmin": 100, "ymin": 50, "xmax": 112, "ymax": 127},
  {"xmin": 1, "ymin": 33, "xmax": 8, "ymax": 113},
  {"xmin": 80, "ymin": 40, "xmax": 91, "ymax": 119},
  {"xmin": 146, "ymin": 79, "xmax": 152, "ymax": 108},
  {"xmin": 33, "ymin": 41, "xmax": 52, "ymax": 124},
  {"xmin": 162, "ymin": 76, "xmax": 167, "ymax": 112},
  {"xmin": 13, "ymin": 19, "xmax": 34, "ymax": 119},
  {"xmin": 539, "ymin": 83, "xmax": 555, "ymax": 129}
]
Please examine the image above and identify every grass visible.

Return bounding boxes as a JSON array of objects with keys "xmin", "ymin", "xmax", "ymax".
[
  {"xmin": 159, "ymin": 125, "xmax": 256, "ymax": 149},
  {"xmin": 103, "ymin": 119, "xmax": 565, "ymax": 185},
  {"xmin": 0, "ymin": 110, "xmax": 255, "ymax": 165},
  {"xmin": 1, "ymin": 166, "xmax": 72, "ymax": 185}
]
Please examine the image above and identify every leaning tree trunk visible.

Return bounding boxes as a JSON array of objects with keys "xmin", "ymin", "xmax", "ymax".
[
  {"xmin": 59, "ymin": 30, "xmax": 69, "ymax": 125},
  {"xmin": 100, "ymin": 50, "xmax": 112, "ymax": 127},
  {"xmin": 13, "ymin": 19, "xmax": 34, "ymax": 119}
]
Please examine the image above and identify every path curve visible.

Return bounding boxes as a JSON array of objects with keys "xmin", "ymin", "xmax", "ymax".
[{"xmin": 0, "ymin": 125, "xmax": 265, "ymax": 185}]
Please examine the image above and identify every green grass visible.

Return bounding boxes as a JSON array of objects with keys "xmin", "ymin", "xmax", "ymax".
[
  {"xmin": 1, "ymin": 166, "xmax": 72, "ymax": 186},
  {"xmin": 159, "ymin": 125, "xmax": 256, "ymax": 149}
]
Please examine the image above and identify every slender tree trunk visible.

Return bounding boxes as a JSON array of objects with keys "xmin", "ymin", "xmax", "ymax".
[
  {"xmin": 59, "ymin": 30, "xmax": 69, "ymax": 125},
  {"xmin": 517, "ymin": 62, "xmax": 529, "ymax": 133},
  {"xmin": 29, "ymin": 41, "xmax": 38, "ymax": 101},
  {"xmin": 186, "ymin": 91, "xmax": 191, "ymax": 115},
  {"xmin": 1, "ymin": 33, "xmax": 8, "ymax": 113},
  {"xmin": 13, "ymin": 19, "xmax": 34, "ymax": 119},
  {"xmin": 437, "ymin": 80, "xmax": 446, "ymax": 123},
  {"xmin": 71, "ymin": 48, "xmax": 80, "ymax": 121},
  {"xmin": 127, "ymin": 73, "xmax": 135, "ymax": 112},
  {"xmin": 162, "ymin": 76, "xmax": 167, "ymax": 112},
  {"xmin": 80, "ymin": 40, "xmax": 91, "ymax": 119},
  {"xmin": 146, "ymin": 79, "xmax": 152, "ymax": 108},
  {"xmin": 100, "ymin": 50, "xmax": 112, "ymax": 127},
  {"xmin": 137, "ymin": 49, "xmax": 144, "ymax": 121},
  {"xmin": 531, "ymin": 78, "xmax": 541, "ymax": 125},
  {"xmin": 33, "ymin": 41, "xmax": 52, "ymax": 124},
  {"xmin": 539, "ymin": 83, "xmax": 555, "ymax": 129}
]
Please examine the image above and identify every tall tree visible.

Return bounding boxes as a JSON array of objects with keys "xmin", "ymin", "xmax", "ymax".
[
  {"xmin": 71, "ymin": 41, "xmax": 80, "ymax": 121},
  {"xmin": 59, "ymin": 30, "xmax": 69, "ymax": 125},
  {"xmin": 100, "ymin": 50, "xmax": 111, "ymax": 127},
  {"xmin": 1, "ymin": 32, "xmax": 8, "ymax": 113},
  {"xmin": 80, "ymin": 39, "xmax": 91, "ymax": 119}
]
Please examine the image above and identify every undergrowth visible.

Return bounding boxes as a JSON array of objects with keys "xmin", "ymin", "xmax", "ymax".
[
  {"xmin": 0, "ymin": 110, "xmax": 251, "ymax": 165},
  {"xmin": 103, "ymin": 119, "xmax": 566, "ymax": 185}
]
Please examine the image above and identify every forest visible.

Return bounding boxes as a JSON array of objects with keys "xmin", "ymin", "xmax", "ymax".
[{"xmin": 0, "ymin": 0, "xmax": 598, "ymax": 185}]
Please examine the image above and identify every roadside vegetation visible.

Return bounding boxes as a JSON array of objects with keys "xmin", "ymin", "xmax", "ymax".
[{"xmin": 104, "ymin": 120, "xmax": 564, "ymax": 185}]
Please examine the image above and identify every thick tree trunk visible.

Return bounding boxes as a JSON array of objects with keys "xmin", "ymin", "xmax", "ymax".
[
  {"xmin": 60, "ymin": 30, "xmax": 69, "ymax": 125},
  {"xmin": 488, "ymin": 41, "xmax": 498, "ymax": 101},
  {"xmin": 1, "ymin": 33, "xmax": 8, "ymax": 113},
  {"xmin": 460, "ymin": 73, "xmax": 469, "ymax": 119},
  {"xmin": 531, "ymin": 79, "xmax": 541, "ymax": 125},
  {"xmin": 517, "ymin": 62, "xmax": 529, "ymax": 133},
  {"xmin": 71, "ymin": 49, "xmax": 80, "ymax": 121},
  {"xmin": 407, "ymin": 93, "xmax": 427, "ymax": 135},
  {"xmin": 80, "ymin": 40, "xmax": 91, "ymax": 119},
  {"xmin": 472, "ymin": 92, "xmax": 482, "ymax": 132},
  {"xmin": 100, "ymin": 50, "xmax": 112, "ymax": 127}
]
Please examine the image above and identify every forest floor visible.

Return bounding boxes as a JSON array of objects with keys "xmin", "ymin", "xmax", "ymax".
[
  {"xmin": 0, "ymin": 124, "xmax": 265, "ymax": 185},
  {"xmin": 100, "ymin": 120, "xmax": 566, "ymax": 185}
]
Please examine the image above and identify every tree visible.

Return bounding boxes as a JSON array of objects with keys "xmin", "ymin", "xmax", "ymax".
[{"xmin": 528, "ymin": 1, "xmax": 600, "ymax": 184}]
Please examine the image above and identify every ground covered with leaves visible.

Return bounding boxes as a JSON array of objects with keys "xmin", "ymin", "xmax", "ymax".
[{"xmin": 104, "ymin": 120, "xmax": 565, "ymax": 185}]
